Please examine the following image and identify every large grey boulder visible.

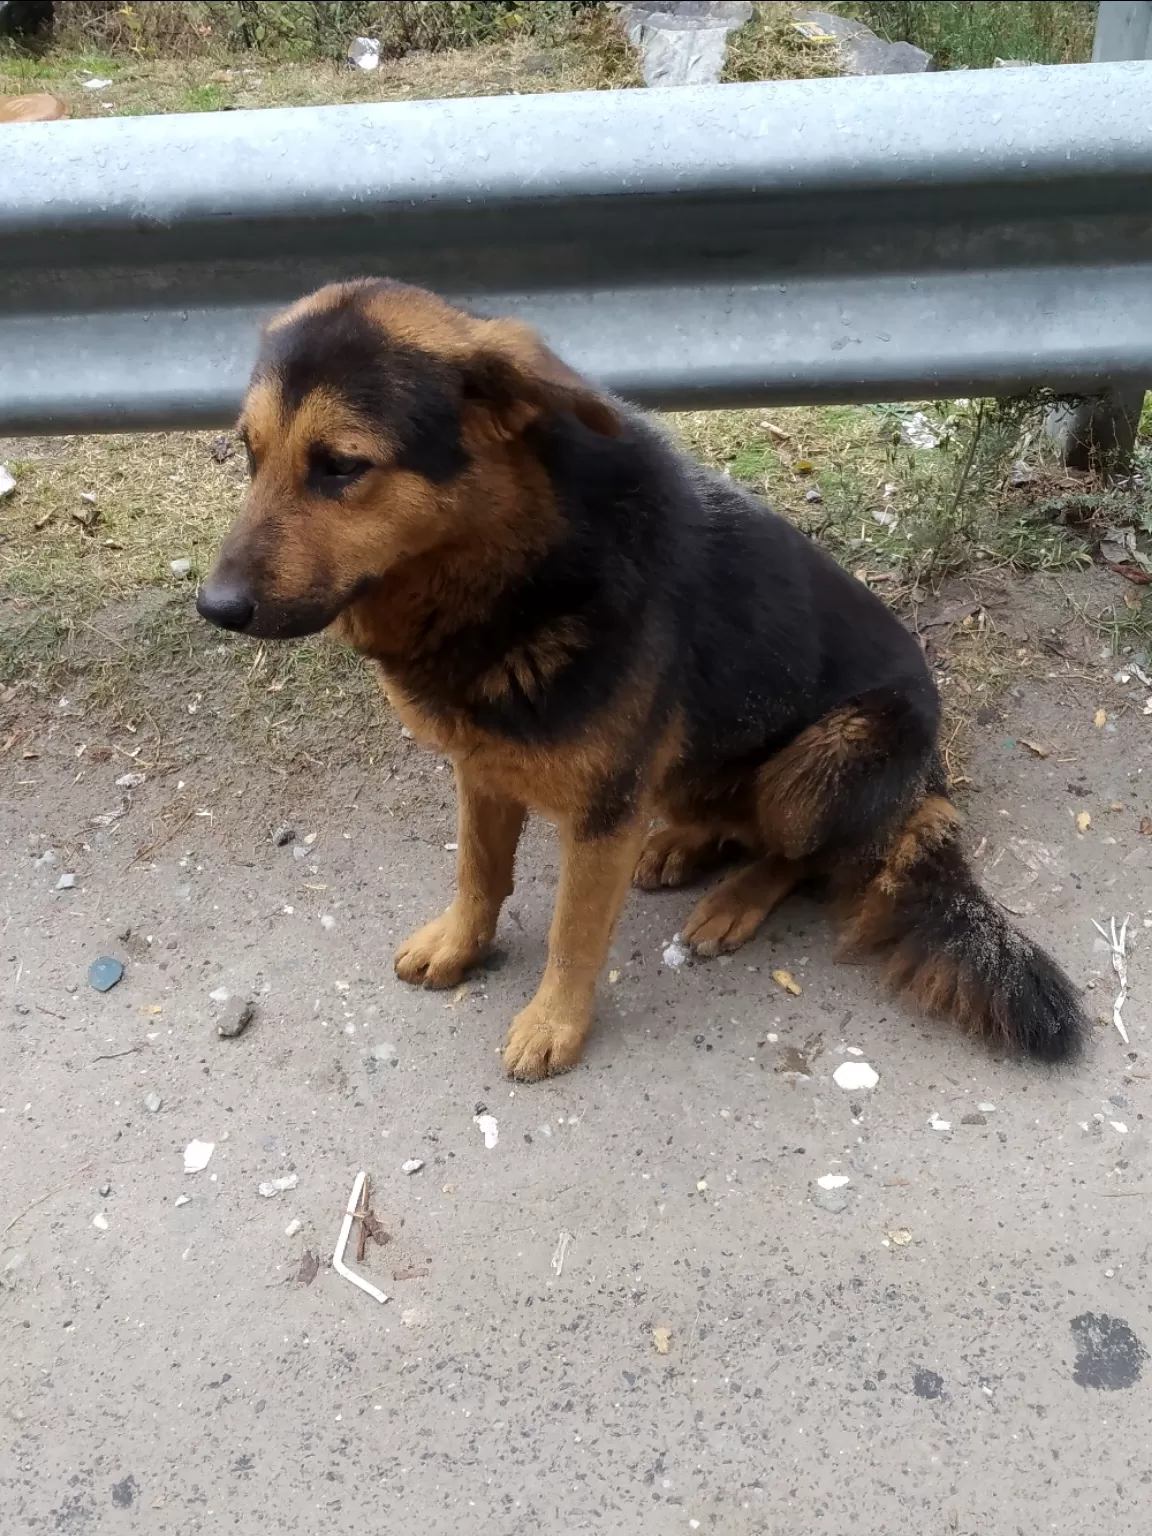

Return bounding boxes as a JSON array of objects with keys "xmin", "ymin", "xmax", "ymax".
[{"xmin": 793, "ymin": 10, "xmax": 933, "ymax": 75}]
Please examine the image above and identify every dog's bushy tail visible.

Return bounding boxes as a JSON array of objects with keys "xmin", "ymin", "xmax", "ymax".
[{"xmin": 841, "ymin": 795, "xmax": 1085, "ymax": 1063}]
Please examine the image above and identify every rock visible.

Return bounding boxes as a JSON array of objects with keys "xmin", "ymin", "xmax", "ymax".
[
  {"xmin": 209, "ymin": 435, "xmax": 234, "ymax": 463},
  {"xmin": 347, "ymin": 35, "xmax": 380, "ymax": 70},
  {"xmin": 169, "ymin": 559, "xmax": 192, "ymax": 578},
  {"xmin": 143, "ymin": 1091, "xmax": 163, "ymax": 1114},
  {"xmin": 1, "ymin": 1250, "xmax": 31, "ymax": 1291},
  {"xmin": 217, "ymin": 999, "xmax": 255, "ymax": 1039},
  {"xmin": 805, "ymin": 487, "xmax": 823, "ymax": 504},
  {"xmin": 793, "ymin": 11, "xmax": 932, "ymax": 74},
  {"xmin": 961, "ymin": 1112, "xmax": 987, "ymax": 1126},
  {"xmin": 0, "ymin": 465, "xmax": 15, "ymax": 499},
  {"xmin": 33, "ymin": 849, "xmax": 57, "ymax": 868},
  {"xmin": 320, "ymin": 914, "xmax": 336, "ymax": 931},
  {"xmin": 284, "ymin": 1218, "xmax": 303, "ymax": 1237},
  {"xmin": 292, "ymin": 845, "xmax": 308, "ymax": 860},
  {"xmin": 620, "ymin": 2, "xmax": 753, "ymax": 88},
  {"xmin": 811, "ymin": 1179, "xmax": 851, "ymax": 1214},
  {"xmin": 364, "ymin": 1041, "xmax": 398, "ymax": 1071},
  {"xmin": 271, "ymin": 824, "xmax": 295, "ymax": 847},
  {"xmin": 115, "ymin": 772, "xmax": 146, "ymax": 788},
  {"xmin": 99, "ymin": 1182, "xmax": 112, "ymax": 1198},
  {"xmin": 88, "ymin": 956, "xmax": 124, "ymax": 993},
  {"xmin": 402, "ymin": 1159, "xmax": 424, "ymax": 1175},
  {"xmin": 258, "ymin": 1173, "xmax": 298, "ymax": 1197},
  {"xmin": 55, "ymin": 873, "xmax": 76, "ymax": 890}
]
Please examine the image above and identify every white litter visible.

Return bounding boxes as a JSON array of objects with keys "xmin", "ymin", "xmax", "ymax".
[
  {"xmin": 845, "ymin": 1046, "xmax": 864, "ymax": 1056},
  {"xmin": 977, "ymin": 1102, "xmax": 996, "ymax": 1113},
  {"xmin": 551, "ymin": 1229, "xmax": 574, "ymax": 1276},
  {"xmin": 174, "ymin": 1194, "xmax": 191, "ymax": 1208},
  {"xmin": 832, "ymin": 1061, "xmax": 879, "ymax": 1091},
  {"xmin": 169, "ymin": 558, "xmax": 192, "ymax": 578},
  {"xmin": 320, "ymin": 914, "xmax": 337, "ymax": 931},
  {"xmin": 817, "ymin": 1174, "xmax": 850, "ymax": 1190},
  {"xmin": 183, "ymin": 1139, "xmax": 215, "ymax": 1174},
  {"xmin": 662, "ymin": 935, "xmax": 690, "ymax": 968},
  {"xmin": 900, "ymin": 410, "xmax": 942, "ymax": 449},
  {"xmin": 258, "ymin": 1173, "xmax": 298, "ymax": 1197},
  {"xmin": 83, "ymin": 77, "xmax": 113, "ymax": 90},
  {"xmin": 473, "ymin": 1113, "xmax": 499, "ymax": 1149},
  {"xmin": 332, "ymin": 1170, "xmax": 388, "ymax": 1304},
  {"xmin": 347, "ymin": 35, "xmax": 380, "ymax": 69},
  {"xmin": 928, "ymin": 1113, "xmax": 951, "ymax": 1131},
  {"xmin": 1110, "ymin": 1121, "xmax": 1129, "ymax": 1135},
  {"xmin": 284, "ymin": 1218, "xmax": 303, "ymax": 1237},
  {"xmin": 1091, "ymin": 914, "xmax": 1131, "ymax": 1045},
  {"xmin": 0, "ymin": 465, "xmax": 15, "ymax": 499},
  {"xmin": 209, "ymin": 986, "xmax": 230, "ymax": 1004},
  {"xmin": 92, "ymin": 1212, "xmax": 109, "ymax": 1230},
  {"xmin": 401, "ymin": 1158, "xmax": 424, "ymax": 1175},
  {"xmin": 55, "ymin": 873, "xmax": 76, "ymax": 890},
  {"xmin": 116, "ymin": 771, "xmax": 146, "ymax": 788}
]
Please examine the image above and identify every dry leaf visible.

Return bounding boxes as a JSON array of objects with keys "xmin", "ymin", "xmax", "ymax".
[
  {"xmin": 1140, "ymin": 816, "xmax": 1152, "ymax": 837},
  {"xmin": 887, "ymin": 1228, "xmax": 913, "ymax": 1246},
  {"xmin": 772, "ymin": 969, "xmax": 802, "ymax": 996},
  {"xmin": 764, "ymin": 422, "xmax": 790, "ymax": 443},
  {"xmin": 791, "ymin": 459, "xmax": 815, "ymax": 474},
  {"xmin": 1020, "ymin": 740, "xmax": 1049, "ymax": 758},
  {"xmin": 1094, "ymin": 708, "xmax": 1107, "ymax": 729},
  {"xmin": 1076, "ymin": 811, "xmax": 1091, "ymax": 834},
  {"xmin": 652, "ymin": 1326, "xmax": 672, "ymax": 1355}
]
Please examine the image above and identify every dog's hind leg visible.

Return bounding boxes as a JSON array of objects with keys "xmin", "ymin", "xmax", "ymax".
[
  {"xmin": 395, "ymin": 763, "xmax": 526, "ymax": 989},
  {"xmin": 503, "ymin": 818, "xmax": 645, "ymax": 1081},
  {"xmin": 681, "ymin": 857, "xmax": 801, "ymax": 956},
  {"xmin": 633, "ymin": 823, "xmax": 743, "ymax": 890}
]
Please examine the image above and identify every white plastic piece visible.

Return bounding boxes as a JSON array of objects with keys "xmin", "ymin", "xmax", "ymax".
[
  {"xmin": 473, "ymin": 1114, "xmax": 499, "ymax": 1149},
  {"xmin": 183, "ymin": 1139, "xmax": 214, "ymax": 1173},
  {"xmin": 332, "ymin": 1170, "xmax": 388, "ymax": 1305},
  {"xmin": 832, "ymin": 1061, "xmax": 879, "ymax": 1091}
]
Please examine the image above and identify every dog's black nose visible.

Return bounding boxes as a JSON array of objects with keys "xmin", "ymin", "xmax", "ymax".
[{"xmin": 197, "ymin": 581, "xmax": 255, "ymax": 632}]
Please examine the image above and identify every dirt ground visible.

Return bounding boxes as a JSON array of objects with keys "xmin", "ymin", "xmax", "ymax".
[{"xmin": 1, "ymin": 569, "xmax": 1150, "ymax": 1535}]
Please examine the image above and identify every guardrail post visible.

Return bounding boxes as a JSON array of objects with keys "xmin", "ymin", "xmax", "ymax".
[{"xmin": 1048, "ymin": 2, "xmax": 1152, "ymax": 470}]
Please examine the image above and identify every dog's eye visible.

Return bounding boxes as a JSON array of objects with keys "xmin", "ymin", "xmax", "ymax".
[{"xmin": 307, "ymin": 447, "xmax": 372, "ymax": 497}]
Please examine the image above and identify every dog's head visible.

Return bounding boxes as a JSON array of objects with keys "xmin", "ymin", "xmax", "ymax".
[{"xmin": 196, "ymin": 280, "xmax": 619, "ymax": 640}]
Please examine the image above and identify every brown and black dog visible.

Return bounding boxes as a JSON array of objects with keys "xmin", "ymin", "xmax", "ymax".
[{"xmin": 198, "ymin": 278, "xmax": 1086, "ymax": 1080}]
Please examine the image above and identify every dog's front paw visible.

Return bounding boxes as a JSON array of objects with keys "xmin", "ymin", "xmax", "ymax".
[
  {"xmin": 502, "ymin": 998, "xmax": 590, "ymax": 1081},
  {"xmin": 394, "ymin": 909, "xmax": 485, "ymax": 989}
]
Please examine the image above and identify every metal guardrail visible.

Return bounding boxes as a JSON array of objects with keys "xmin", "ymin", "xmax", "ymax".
[{"xmin": 3, "ymin": 59, "xmax": 1152, "ymax": 434}]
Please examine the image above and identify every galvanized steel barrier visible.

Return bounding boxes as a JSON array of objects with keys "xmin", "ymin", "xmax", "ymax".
[{"xmin": 3, "ymin": 58, "xmax": 1152, "ymax": 434}]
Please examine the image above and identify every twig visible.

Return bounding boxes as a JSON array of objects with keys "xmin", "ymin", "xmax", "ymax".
[
  {"xmin": 90, "ymin": 1043, "xmax": 145, "ymax": 1063},
  {"xmin": 3, "ymin": 1162, "xmax": 92, "ymax": 1236},
  {"xmin": 127, "ymin": 804, "xmax": 197, "ymax": 868},
  {"xmin": 1092, "ymin": 914, "xmax": 1131, "ymax": 1045},
  {"xmin": 332, "ymin": 1171, "xmax": 388, "ymax": 1305},
  {"xmin": 354, "ymin": 1174, "xmax": 372, "ymax": 1265},
  {"xmin": 35, "ymin": 1005, "xmax": 65, "ymax": 1021}
]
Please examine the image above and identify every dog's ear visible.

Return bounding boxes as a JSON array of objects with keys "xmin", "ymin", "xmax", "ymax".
[{"xmin": 462, "ymin": 319, "xmax": 621, "ymax": 441}]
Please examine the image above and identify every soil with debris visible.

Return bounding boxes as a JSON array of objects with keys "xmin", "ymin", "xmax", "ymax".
[{"xmin": 1, "ymin": 571, "xmax": 1149, "ymax": 1535}]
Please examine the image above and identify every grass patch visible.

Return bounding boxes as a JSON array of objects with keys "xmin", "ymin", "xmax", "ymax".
[
  {"xmin": 0, "ymin": 20, "xmax": 637, "ymax": 115},
  {"xmin": 723, "ymin": 2, "xmax": 842, "ymax": 83},
  {"xmin": 850, "ymin": 2, "xmax": 1095, "ymax": 69},
  {"xmin": 670, "ymin": 397, "xmax": 1097, "ymax": 598}
]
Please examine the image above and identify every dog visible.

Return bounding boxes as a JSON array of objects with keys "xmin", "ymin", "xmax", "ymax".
[{"xmin": 197, "ymin": 278, "xmax": 1086, "ymax": 1080}]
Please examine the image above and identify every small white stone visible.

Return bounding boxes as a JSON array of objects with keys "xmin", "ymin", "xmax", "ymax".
[
  {"xmin": 320, "ymin": 914, "xmax": 336, "ymax": 931},
  {"xmin": 474, "ymin": 1114, "xmax": 500, "ymax": 1150},
  {"xmin": 816, "ymin": 1173, "xmax": 850, "ymax": 1190},
  {"xmin": 284, "ymin": 1218, "xmax": 303, "ymax": 1237},
  {"xmin": 927, "ymin": 1112, "xmax": 951, "ymax": 1132},
  {"xmin": 209, "ymin": 986, "xmax": 229, "ymax": 1004},
  {"xmin": 55, "ymin": 873, "xmax": 76, "ymax": 890},
  {"xmin": 169, "ymin": 558, "xmax": 192, "ymax": 577},
  {"xmin": 175, "ymin": 1194, "xmax": 191, "ymax": 1208},
  {"xmin": 92, "ymin": 1212, "xmax": 109, "ymax": 1230},
  {"xmin": 402, "ymin": 1158, "xmax": 424, "ymax": 1175}
]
